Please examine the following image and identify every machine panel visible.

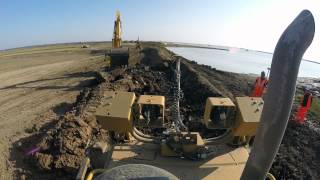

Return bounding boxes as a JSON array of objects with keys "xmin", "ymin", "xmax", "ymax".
[
  {"xmin": 137, "ymin": 95, "xmax": 165, "ymax": 127},
  {"xmin": 95, "ymin": 91, "xmax": 136, "ymax": 133},
  {"xmin": 204, "ymin": 97, "xmax": 236, "ymax": 129},
  {"xmin": 109, "ymin": 141, "xmax": 249, "ymax": 180},
  {"xmin": 233, "ymin": 97, "xmax": 264, "ymax": 136}
]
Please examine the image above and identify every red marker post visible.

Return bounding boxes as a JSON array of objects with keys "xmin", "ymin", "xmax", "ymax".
[{"xmin": 294, "ymin": 92, "xmax": 313, "ymax": 124}]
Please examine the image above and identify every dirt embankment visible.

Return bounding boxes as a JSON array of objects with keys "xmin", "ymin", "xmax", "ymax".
[
  {"xmin": 7, "ymin": 43, "xmax": 320, "ymax": 180},
  {"xmin": 0, "ymin": 46, "xmax": 106, "ymax": 180},
  {"xmin": 270, "ymin": 110, "xmax": 320, "ymax": 179}
]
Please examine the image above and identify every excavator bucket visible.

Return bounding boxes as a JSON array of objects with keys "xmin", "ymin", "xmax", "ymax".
[{"xmin": 107, "ymin": 47, "xmax": 129, "ymax": 68}]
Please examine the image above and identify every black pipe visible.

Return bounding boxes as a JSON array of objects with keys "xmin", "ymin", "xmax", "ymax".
[{"xmin": 241, "ymin": 10, "xmax": 315, "ymax": 180}]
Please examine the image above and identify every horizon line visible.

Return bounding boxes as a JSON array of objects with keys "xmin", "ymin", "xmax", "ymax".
[{"xmin": 1, "ymin": 40, "xmax": 319, "ymax": 64}]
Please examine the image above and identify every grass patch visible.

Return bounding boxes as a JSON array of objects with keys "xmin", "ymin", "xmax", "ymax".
[{"xmin": 310, "ymin": 97, "xmax": 320, "ymax": 120}]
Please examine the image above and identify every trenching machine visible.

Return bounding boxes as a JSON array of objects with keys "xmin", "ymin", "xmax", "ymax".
[{"xmin": 76, "ymin": 10, "xmax": 315, "ymax": 180}]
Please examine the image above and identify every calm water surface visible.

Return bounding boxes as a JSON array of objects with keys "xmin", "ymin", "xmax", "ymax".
[{"xmin": 168, "ymin": 47, "xmax": 320, "ymax": 78}]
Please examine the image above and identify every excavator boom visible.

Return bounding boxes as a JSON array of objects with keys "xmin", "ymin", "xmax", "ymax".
[{"xmin": 112, "ymin": 11, "xmax": 122, "ymax": 48}]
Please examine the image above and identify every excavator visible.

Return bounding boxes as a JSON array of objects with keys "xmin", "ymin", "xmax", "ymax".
[
  {"xmin": 107, "ymin": 11, "xmax": 130, "ymax": 68},
  {"xmin": 76, "ymin": 10, "xmax": 315, "ymax": 180},
  {"xmin": 112, "ymin": 11, "xmax": 122, "ymax": 49}
]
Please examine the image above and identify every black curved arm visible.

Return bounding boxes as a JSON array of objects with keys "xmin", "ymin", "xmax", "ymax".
[{"xmin": 241, "ymin": 10, "xmax": 315, "ymax": 180}]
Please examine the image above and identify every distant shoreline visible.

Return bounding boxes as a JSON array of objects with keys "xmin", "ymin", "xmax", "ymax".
[
  {"xmin": 164, "ymin": 42, "xmax": 229, "ymax": 51},
  {"xmin": 303, "ymin": 59, "xmax": 320, "ymax": 64}
]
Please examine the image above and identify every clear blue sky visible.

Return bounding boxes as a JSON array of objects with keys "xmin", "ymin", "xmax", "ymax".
[{"xmin": 1, "ymin": 0, "xmax": 319, "ymax": 62}]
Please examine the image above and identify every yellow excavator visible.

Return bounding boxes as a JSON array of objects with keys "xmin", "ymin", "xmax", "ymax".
[
  {"xmin": 107, "ymin": 11, "xmax": 129, "ymax": 68},
  {"xmin": 112, "ymin": 11, "xmax": 122, "ymax": 48},
  {"xmin": 77, "ymin": 10, "xmax": 315, "ymax": 180}
]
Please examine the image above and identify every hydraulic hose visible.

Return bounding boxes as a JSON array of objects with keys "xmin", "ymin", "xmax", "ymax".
[
  {"xmin": 131, "ymin": 127, "xmax": 160, "ymax": 144},
  {"xmin": 203, "ymin": 129, "xmax": 233, "ymax": 145},
  {"xmin": 241, "ymin": 10, "xmax": 315, "ymax": 180},
  {"xmin": 131, "ymin": 106, "xmax": 160, "ymax": 144},
  {"xmin": 132, "ymin": 126, "xmax": 157, "ymax": 139}
]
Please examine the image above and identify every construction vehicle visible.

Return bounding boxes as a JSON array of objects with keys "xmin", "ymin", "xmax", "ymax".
[
  {"xmin": 76, "ymin": 10, "xmax": 315, "ymax": 180},
  {"xmin": 112, "ymin": 11, "xmax": 122, "ymax": 49},
  {"xmin": 107, "ymin": 11, "xmax": 129, "ymax": 68}
]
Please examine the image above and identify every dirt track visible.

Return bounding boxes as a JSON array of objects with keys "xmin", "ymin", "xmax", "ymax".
[{"xmin": 0, "ymin": 46, "xmax": 105, "ymax": 179}]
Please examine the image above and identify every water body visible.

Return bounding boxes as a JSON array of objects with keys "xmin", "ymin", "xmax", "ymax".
[{"xmin": 168, "ymin": 47, "xmax": 320, "ymax": 78}]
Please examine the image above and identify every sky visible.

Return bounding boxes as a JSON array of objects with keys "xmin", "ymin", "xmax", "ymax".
[{"xmin": 1, "ymin": 0, "xmax": 320, "ymax": 62}]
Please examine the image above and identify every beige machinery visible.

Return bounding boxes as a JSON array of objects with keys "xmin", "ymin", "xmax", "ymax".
[
  {"xmin": 203, "ymin": 97, "xmax": 263, "ymax": 145},
  {"xmin": 204, "ymin": 97, "xmax": 235, "ymax": 129},
  {"xmin": 136, "ymin": 95, "xmax": 165, "ymax": 127},
  {"xmin": 160, "ymin": 132, "xmax": 205, "ymax": 157},
  {"xmin": 203, "ymin": 97, "xmax": 262, "ymax": 134},
  {"xmin": 233, "ymin": 97, "xmax": 263, "ymax": 136},
  {"xmin": 77, "ymin": 91, "xmax": 264, "ymax": 180},
  {"xmin": 95, "ymin": 91, "xmax": 136, "ymax": 133}
]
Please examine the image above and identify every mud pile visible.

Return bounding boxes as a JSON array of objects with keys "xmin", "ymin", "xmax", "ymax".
[
  {"xmin": 270, "ymin": 111, "xmax": 320, "ymax": 179},
  {"xmin": 20, "ymin": 82, "xmax": 109, "ymax": 179}
]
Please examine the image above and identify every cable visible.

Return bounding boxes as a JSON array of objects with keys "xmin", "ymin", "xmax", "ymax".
[
  {"xmin": 203, "ymin": 129, "xmax": 233, "ymax": 145},
  {"xmin": 131, "ymin": 127, "xmax": 160, "ymax": 144},
  {"xmin": 132, "ymin": 126, "xmax": 156, "ymax": 139}
]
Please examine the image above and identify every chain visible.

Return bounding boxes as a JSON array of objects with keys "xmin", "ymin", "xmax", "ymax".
[{"xmin": 170, "ymin": 58, "xmax": 187, "ymax": 131}]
